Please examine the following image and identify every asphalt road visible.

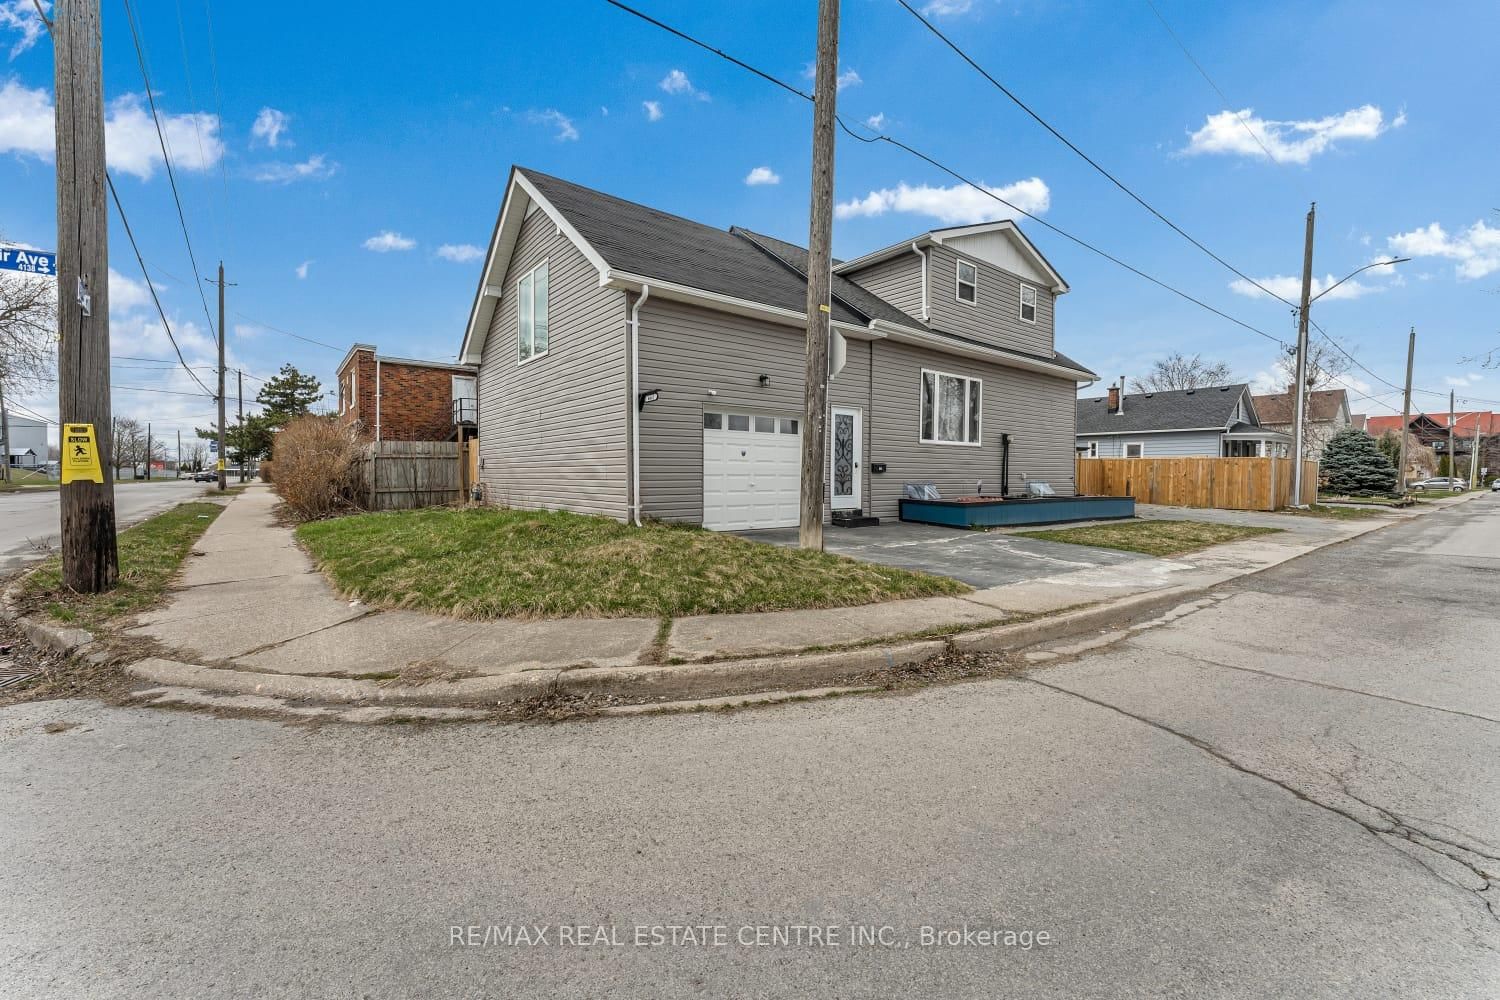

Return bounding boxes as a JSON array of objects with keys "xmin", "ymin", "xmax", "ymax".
[
  {"xmin": 0, "ymin": 479, "xmax": 202, "ymax": 573},
  {"xmin": 2, "ymin": 497, "xmax": 1497, "ymax": 998}
]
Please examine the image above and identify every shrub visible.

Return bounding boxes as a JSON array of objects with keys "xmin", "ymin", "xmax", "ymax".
[
  {"xmin": 1321, "ymin": 428, "xmax": 1396, "ymax": 496},
  {"xmin": 271, "ymin": 416, "xmax": 365, "ymax": 521},
  {"xmin": 258, "ymin": 461, "xmax": 273, "ymax": 483}
]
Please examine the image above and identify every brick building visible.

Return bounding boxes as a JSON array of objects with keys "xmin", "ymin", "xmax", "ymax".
[{"xmin": 336, "ymin": 344, "xmax": 478, "ymax": 442}]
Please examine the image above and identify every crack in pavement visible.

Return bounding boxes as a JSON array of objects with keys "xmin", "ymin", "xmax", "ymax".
[
  {"xmin": 1145, "ymin": 648, "xmax": 1500, "ymax": 726},
  {"xmin": 1021, "ymin": 675, "xmax": 1500, "ymax": 933}
]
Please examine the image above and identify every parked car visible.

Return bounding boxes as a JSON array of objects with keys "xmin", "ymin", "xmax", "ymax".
[
  {"xmin": 1491, "ymin": 479, "xmax": 1500, "ymax": 492},
  {"xmin": 192, "ymin": 470, "xmax": 218, "ymax": 483},
  {"xmin": 1412, "ymin": 477, "xmax": 1466, "ymax": 492}
]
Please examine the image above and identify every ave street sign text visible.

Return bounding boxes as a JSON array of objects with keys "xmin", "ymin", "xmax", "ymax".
[{"xmin": 0, "ymin": 246, "xmax": 57, "ymax": 276}]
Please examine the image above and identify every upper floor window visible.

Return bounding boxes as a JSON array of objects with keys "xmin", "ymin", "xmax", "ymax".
[
  {"xmin": 1019, "ymin": 284, "xmax": 1037, "ymax": 323},
  {"xmin": 955, "ymin": 260, "xmax": 978, "ymax": 305},
  {"xmin": 920, "ymin": 368, "xmax": 982, "ymax": 446},
  {"xmin": 517, "ymin": 261, "xmax": 550, "ymax": 363}
]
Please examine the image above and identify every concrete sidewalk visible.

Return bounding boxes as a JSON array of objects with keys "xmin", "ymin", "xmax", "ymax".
[{"xmin": 110, "ymin": 485, "xmax": 1485, "ymax": 708}]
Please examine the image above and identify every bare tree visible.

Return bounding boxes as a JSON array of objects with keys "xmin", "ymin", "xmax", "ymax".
[
  {"xmin": 1130, "ymin": 353, "xmax": 1235, "ymax": 392},
  {"xmin": 111, "ymin": 417, "xmax": 146, "ymax": 477},
  {"xmin": 0, "ymin": 266, "xmax": 58, "ymax": 483},
  {"xmin": 1273, "ymin": 340, "xmax": 1349, "ymax": 393}
]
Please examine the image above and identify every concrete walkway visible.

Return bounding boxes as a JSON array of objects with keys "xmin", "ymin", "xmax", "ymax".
[{"xmin": 116, "ymin": 485, "xmax": 1483, "ymax": 704}]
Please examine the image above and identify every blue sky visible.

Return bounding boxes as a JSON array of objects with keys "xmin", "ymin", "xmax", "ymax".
[{"xmin": 3, "ymin": 0, "xmax": 1498, "ymax": 449}]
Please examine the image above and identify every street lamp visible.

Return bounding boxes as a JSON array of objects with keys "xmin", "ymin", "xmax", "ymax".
[{"xmin": 1290, "ymin": 254, "xmax": 1409, "ymax": 507}]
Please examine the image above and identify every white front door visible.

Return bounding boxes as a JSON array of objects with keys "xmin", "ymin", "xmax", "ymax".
[
  {"xmin": 702, "ymin": 412, "xmax": 802, "ymax": 530},
  {"xmin": 830, "ymin": 407, "xmax": 862, "ymax": 511}
]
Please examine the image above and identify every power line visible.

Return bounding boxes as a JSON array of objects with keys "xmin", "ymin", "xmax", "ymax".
[
  {"xmin": 200, "ymin": 0, "xmax": 233, "ymax": 249},
  {"xmin": 229, "ymin": 310, "xmax": 343, "ymax": 351},
  {"xmin": 604, "ymin": 0, "xmax": 1291, "ymax": 352},
  {"xmin": 104, "ymin": 173, "xmax": 217, "ymax": 398},
  {"xmin": 171, "ymin": 0, "xmax": 221, "ymax": 248},
  {"xmin": 120, "ymin": 0, "xmax": 220, "ymax": 343},
  {"xmin": 1141, "ymin": 0, "xmax": 1278, "ymax": 162},
  {"xmin": 893, "ymin": 0, "xmax": 1297, "ymax": 310}
]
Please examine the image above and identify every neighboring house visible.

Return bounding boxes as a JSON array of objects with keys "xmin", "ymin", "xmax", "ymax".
[
  {"xmin": 336, "ymin": 344, "xmax": 478, "ymax": 442},
  {"xmin": 1365, "ymin": 410, "xmax": 1499, "ymax": 479},
  {"xmin": 1251, "ymin": 388, "xmax": 1351, "ymax": 460},
  {"xmin": 1076, "ymin": 382, "xmax": 1291, "ymax": 458},
  {"xmin": 455, "ymin": 166, "xmax": 1097, "ymax": 531},
  {"xmin": 4, "ymin": 416, "xmax": 47, "ymax": 469}
]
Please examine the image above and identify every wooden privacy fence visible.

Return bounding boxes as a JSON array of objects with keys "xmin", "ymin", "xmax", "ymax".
[
  {"xmin": 459, "ymin": 438, "xmax": 480, "ymax": 501},
  {"xmin": 1076, "ymin": 457, "xmax": 1319, "ymax": 511},
  {"xmin": 361, "ymin": 440, "xmax": 461, "ymax": 511}
]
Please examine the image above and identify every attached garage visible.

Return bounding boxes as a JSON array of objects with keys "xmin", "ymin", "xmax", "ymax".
[{"xmin": 701, "ymin": 411, "xmax": 802, "ymax": 530}]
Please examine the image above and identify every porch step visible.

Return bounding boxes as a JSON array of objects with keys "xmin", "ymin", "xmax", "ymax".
[{"xmin": 831, "ymin": 511, "xmax": 880, "ymax": 528}]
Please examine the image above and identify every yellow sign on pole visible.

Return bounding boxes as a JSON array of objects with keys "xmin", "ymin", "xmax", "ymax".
[
  {"xmin": 61, "ymin": 423, "xmax": 104, "ymax": 485},
  {"xmin": 216, "ymin": 458, "xmax": 226, "ymax": 472}
]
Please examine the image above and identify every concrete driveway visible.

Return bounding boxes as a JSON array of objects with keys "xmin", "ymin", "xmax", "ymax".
[{"xmin": 741, "ymin": 520, "xmax": 1150, "ymax": 588}]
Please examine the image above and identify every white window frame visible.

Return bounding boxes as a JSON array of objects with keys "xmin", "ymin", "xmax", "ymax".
[
  {"xmin": 1123, "ymin": 441, "xmax": 1145, "ymax": 458},
  {"xmin": 955, "ymin": 259, "xmax": 978, "ymax": 306},
  {"xmin": 1019, "ymin": 284, "xmax": 1038, "ymax": 324},
  {"xmin": 516, "ymin": 259, "xmax": 550, "ymax": 366},
  {"xmin": 919, "ymin": 367, "xmax": 983, "ymax": 447},
  {"xmin": 1084, "ymin": 440, "xmax": 1098, "ymax": 458}
]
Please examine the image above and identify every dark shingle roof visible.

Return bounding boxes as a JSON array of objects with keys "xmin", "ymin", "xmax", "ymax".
[
  {"xmin": 730, "ymin": 227, "xmax": 925, "ymax": 328},
  {"xmin": 1077, "ymin": 384, "xmax": 1249, "ymax": 435},
  {"xmin": 521, "ymin": 168, "xmax": 869, "ymax": 324},
  {"xmin": 1251, "ymin": 388, "xmax": 1346, "ymax": 425}
]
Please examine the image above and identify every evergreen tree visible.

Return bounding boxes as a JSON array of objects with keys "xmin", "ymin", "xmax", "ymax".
[
  {"xmin": 256, "ymin": 364, "xmax": 324, "ymax": 425},
  {"xmin": 1321, "ymin": 428, "xmax": 1397, "ymax": 496}
]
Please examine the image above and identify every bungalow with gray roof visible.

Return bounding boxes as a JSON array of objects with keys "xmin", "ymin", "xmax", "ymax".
[
  {"xmin": 457, "ymin": 167, "xmax": 1097, "ymax": 531},
  {"xmin": 1076, "ymin": 381, "xmax": 1291, "ymax": 459}
]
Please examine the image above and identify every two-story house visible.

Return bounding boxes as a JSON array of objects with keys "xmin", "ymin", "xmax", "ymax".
[
  {"xmin": 336, "ymin": 344, "xmax": 477, "ymax": 442},
  {"xmin": 456, "ymin": 167, "xmax": 1096, "ymax": 531}
]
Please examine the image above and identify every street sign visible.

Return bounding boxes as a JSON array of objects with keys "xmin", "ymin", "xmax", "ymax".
[
  {"xmin": 0, "ymin": 246, "xmax": 57, "ymax": 276},
  {"xmin": 60, "ymin": 423, "xmax": 104, "ymax": 485}
]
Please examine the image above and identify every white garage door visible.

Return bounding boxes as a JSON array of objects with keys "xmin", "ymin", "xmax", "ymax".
[{"xmin": 702, "ymin": 411, "xmax": 802, "ymax": 530}]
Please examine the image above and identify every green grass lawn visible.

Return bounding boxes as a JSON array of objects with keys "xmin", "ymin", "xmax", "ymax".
[
  {"xmin": 1017, "ymin": 519, "xmax": 1282, "ymax": 558},
  {"xmin": 296, "ymin": 507, "xmax": 969, "ymax": 619},
  {"xmin": 20, "ymin": 502, "xmax": 224, "ymax": 629},
  {"xmin": 1281, "ymin": 504, "xmax": 1389, "ymax": 520},
  {"xmin": 0, "ymin": 469, "xmax": 54, "ymax": 492}
]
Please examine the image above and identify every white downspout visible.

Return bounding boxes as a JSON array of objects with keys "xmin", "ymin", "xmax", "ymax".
[
  {"xmin": 910, "ymin": 243, "xmax": 928, "ymax": 321},
  {"xmin": 374, "ymin": 357, "xmax": 382, "ymax": 441},
  {"xmin": 629, "ymin": 285, "xmax": 651, "ymax": 526}
]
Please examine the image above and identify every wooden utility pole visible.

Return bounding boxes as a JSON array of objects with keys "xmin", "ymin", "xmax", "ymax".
[
  {"xmin": 237, "ymin": 368, "xmax": 245, "ymax": 482},
  {"xmin": 176, "ymin": 428, "xmax": 181, "ymax": 477},
  {"xmin": 799, "ymin": 0, "xmax": 840, "ymax": 550},
  {"xmin": 145, "ymin": 422, "xmax": 151, "ymax": 480},
  {"xmin": 1448, "ymin": 390, "xmax": 1456, "ymax": 480},
  {"xmin": 1289, "ymin": 203, "xmax": 1316, "ymax": 508},
  {"xmin": 1397, "ymin": 327, "xmax": 1415, "ymax": 492},
  {"xmin": 54, "ymin": 0, "xmax": 118, "ymax": 592},
  {"xmin": 0, "ymin": 379, "xmax": 10, "ymax": 485},
  {"xmin": 214, "ymin": 261, "xmax": 226, "ymax": 491}
]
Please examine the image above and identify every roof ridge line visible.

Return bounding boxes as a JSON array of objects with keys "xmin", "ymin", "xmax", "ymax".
[{"xmin": 730, "ymin": 227, "xmax": 872, "ymax": 325}]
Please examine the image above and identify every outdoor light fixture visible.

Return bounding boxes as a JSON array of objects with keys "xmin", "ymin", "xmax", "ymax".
[
  {"xmin": 637, "ymin": 389, "xmax": 660, "ymax": 410},
  {"xmin": 758, "ymin": 374, "xmax": 771, "ymax": 387}
]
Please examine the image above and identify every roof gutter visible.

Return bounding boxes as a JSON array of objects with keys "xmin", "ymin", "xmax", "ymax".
[{"xmin": 868, "ymin": 320, "xmax": 1095, "ymax": 381}]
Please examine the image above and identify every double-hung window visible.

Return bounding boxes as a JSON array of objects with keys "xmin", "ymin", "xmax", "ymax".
[
  {"xmin": 955, "ymin": 259, "xmax": 978, "ymax": 305},
  {"xmin": 920, "ymin": 368, "xmax": 982, "ymax": 446},
  {"xmin": 517, "ymin": 261, "xmax": 550, "ymax": 363},
  {"xmin": 1019, "ymin": 284, "xmax": 1037, "ymax": 323}
]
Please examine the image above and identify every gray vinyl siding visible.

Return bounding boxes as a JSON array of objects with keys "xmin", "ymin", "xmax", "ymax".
[
  {"xmin": 843, "ymin": 252, "xmax": 924, "ymax": 319},
  {"xmin": 1077, "ymin": 430, "xmax": 1224, "ymax": 458},
  {"xmin": 636, "ymin": 298, "xmax": 871, "ymax": 524},
  {"xmin": 868, "ymin": 341, "xmax": 1078, "ymax": 518},
  {"xmin": 923, "ymin": 243, "xmax": 1054, "ymax": 358},
  {"xmin": 475, "ymin": 207, "xmax": 629, "ymax": 518}
]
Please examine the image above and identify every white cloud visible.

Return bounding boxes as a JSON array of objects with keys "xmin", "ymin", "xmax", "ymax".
[
  {"xmin": 252, "ymin": 154, "xmax": 336, "ymax": 184},
  {"xmin": 108, "ymin": 268, "xmax": 153, "ymax": 316},
  {"xmin": 642, "ymin": 100, "xmax": 663, "ymax": 122},
  {"xmin": 744, "ymin": 166, "xmax": 780, "ymax": 186},
  {"xmin": 1445, "ymin": 373, "xmax": 1484, "ymax": 388},
  {"xmin": 1227, "ymin": 273, "xmax": 1380, "ymax": 302},
  {"xmin": 0, "ymin": 0, "xmax": 49, "ymax": 59},
  {"xmin": 102, "ymin": 94, "xmax": 224, "ymax": 180},
  {"xmin": 362, "ymin": 231, "xmax": 415, "ymax": 253},
  {"xmin": 232, "ymin": 323, "xmax": 263, "ymax": 341},
  {"xmin": 1183, "ymin": 104, "xmax": 1404, "ymax": 164},
  {"xmin": 803, "ymin": 63, "xmax": 863, "ymax": 92},
  {"xmin": 526, "ymin": 108, "xmax": 578, "ymax": 141},
  {"xmin": 920, "ymin": 0, "xmax": 974, "ymax": 15},
  {"xmin": 295, "ymin": 260, "xmax": 312, "ymax": 280},
  {"xmin": 835, "ymin": 177, "xmax": 1050, "ymax": 225},
  {"xmin": 1387, "ymin": 220, "xmax": 1500, "ymax": 280},
  {"xmin": 250, "ymin": 107, "xmax": 289, "ymax": 148},
  {"xmin": 864, "ymin": 112, "xmax": 886, "ymax": 131},
  {"xmin": 0, "ymin": 79, "xmax": 53, "ymax": 158},
  {"xmin": 436, "ymin": 243, "xmax": 483, "ymax": 263},
  {"xmin": 659, "ymin": 68, "xmax": 708, "ymax": 101}
]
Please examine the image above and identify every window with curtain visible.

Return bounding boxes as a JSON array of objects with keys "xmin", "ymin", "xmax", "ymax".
[{"xmin": 920, "ymin": 368, "xmax": 982, "ymax": 445}]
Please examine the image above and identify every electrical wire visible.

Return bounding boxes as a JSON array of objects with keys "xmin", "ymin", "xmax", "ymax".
[
  {"xmin": 228, "ymin": 311, "xmax": 343, "ymax": 352},
  {"xmin": 603, "ymin": 0, "xmax": 1291, "ymax": 351},
  {"xmin": 893, "ymin": 0, "xmax": 1297, "ymax": 309}
]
